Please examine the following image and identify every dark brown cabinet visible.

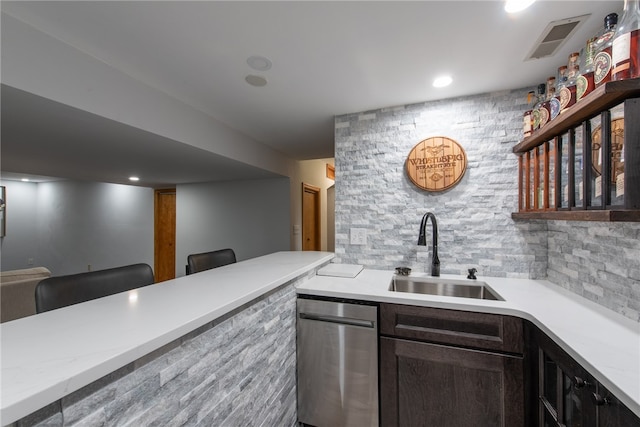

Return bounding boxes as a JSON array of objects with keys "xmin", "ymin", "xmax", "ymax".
[
  {"xmin": 597, "ymin": 386, "xmax": 640, "ymax": 427},
  {"xmin": 379, "ymin": 303, "xmax": 526, "ymax": 427},
  {"xmin": 377, "ymin": 304, "xmax": 639, "ymax": 427},
  {"xmin": 528, "ymin": 322, "xmax": 640, "ymax": 427}
]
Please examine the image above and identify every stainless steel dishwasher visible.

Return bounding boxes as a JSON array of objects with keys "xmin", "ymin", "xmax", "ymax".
[{"xmin": 296, "ymin": 297, "xmax": 378, "ymax": 427}]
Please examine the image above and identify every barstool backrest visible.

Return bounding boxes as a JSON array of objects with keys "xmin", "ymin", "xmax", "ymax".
[
  {"xmin": 187, "ymin": 248, "xmax": 236, "ymax": 275},
  {"xmin": 35, "ymin": 263, "xmax": 155, "ymax": 313}
]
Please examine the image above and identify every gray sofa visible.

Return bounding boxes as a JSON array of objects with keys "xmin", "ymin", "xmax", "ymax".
[{"xmin": 1, "ymin": 266, "xmax": 51, "ymax": 323}]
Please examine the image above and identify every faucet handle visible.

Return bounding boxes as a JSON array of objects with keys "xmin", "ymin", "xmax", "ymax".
[{"xmin": 467, "ymin": 268, "xmax": 478, "ymax": 280}]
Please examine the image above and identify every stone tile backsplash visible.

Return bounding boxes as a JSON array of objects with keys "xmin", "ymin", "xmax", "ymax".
[
  {"xmin": 547, "ymin": 220, "xmax": 640, "ymax": 321},
  {"xmin": 334, "ymin": 89, "xmax": 548, "ymax": 279},
  {"xmin": 334, "ymin": 89, "xmax": 640, "ymax": 322}
]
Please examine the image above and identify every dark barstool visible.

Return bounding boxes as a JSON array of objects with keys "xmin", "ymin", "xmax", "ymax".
[
  {"xmin": 35, "ymin": 263, "xmax": 155, "ymax": 313},
  {"xmin": 186, "ymin": 248, "xmax": 236, "ymax": 275}
]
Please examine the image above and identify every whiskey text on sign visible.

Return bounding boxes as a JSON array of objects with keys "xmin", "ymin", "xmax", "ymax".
[{"xmin": 406, "ymin": 136, "xmax": 468, "ymax": 192}]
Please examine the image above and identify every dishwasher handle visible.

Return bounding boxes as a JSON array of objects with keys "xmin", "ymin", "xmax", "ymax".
[{"xmin": 299, "ymin": 312, "xmax": 376, "ymax": 329}]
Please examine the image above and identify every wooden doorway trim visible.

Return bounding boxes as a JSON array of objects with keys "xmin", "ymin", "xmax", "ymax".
[
  {"xmin": 302, "ymin": 183, "xmax": 321, "ymax": 251},
  {"xmin": 154, "ymin": 188, "xmax": 176, "ymax": 282}
]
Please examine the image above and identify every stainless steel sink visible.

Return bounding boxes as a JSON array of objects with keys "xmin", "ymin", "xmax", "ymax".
[{"xmin": 389, "ymin": 276, "xmax": 503, "ymax": 301}]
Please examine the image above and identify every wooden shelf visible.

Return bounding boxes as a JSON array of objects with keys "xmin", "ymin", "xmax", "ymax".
[
  {"xmin": 514, "ymin": 77, "xmax": 640, "ymax": 221},
  {"xmin": 513, "ymin": 78, "xmax": 640, "ymax": 154},
  {"xmin": 511, "ymin": 210, "xmax": 640, "ymax": 222}
]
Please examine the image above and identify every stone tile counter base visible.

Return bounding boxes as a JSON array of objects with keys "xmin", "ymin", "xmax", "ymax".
[{"xmin": 6, "ymin": 269, "xmax": 317, "ymax": 427}]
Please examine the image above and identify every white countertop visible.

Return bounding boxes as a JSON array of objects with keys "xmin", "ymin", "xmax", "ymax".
[
  {"xmin": 297, "ymin": 268, "xmax": 640, "ymax": 417},
  {"xmin": 0, "ymin": 251, "xmax": 333, "ymax": 426}
]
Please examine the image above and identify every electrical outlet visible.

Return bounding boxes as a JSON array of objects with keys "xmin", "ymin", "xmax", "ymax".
[
  {"xmin": 350, "ymin": 228, "xmax": 367, "ymax": 245},
  {"xmin": 27, "ymin": 258, "xmax": 34, "ymax": 266}
]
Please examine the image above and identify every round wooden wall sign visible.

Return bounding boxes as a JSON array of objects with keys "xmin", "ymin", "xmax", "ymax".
[{"xmin": 405, "ymin": 136, "xmax": 468, "ymax": 192}]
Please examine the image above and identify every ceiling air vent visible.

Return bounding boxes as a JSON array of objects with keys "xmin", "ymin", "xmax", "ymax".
[{"xmin": 525, "ymin": 14, "xmax": 590, "ymax": 61}]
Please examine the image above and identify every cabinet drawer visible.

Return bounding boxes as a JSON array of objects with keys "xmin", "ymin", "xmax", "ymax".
[{"xmin": 380, "ymin": 303, "xmax": 523, "ymax": 354}]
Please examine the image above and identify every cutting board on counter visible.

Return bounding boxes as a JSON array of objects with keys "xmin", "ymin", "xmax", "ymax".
[{"xmin": 317, "ymin": 264, "xmax": 364, "ymax": 278}]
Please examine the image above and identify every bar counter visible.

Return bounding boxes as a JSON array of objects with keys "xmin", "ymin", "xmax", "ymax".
[{"xmin": 1, "ymin": 251, "xmax": 333, "ymax": 426}]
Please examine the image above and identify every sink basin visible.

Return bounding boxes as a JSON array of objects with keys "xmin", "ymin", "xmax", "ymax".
[{"xmin": 389, "ymin": 276, "xmax": 503, "ymax": 301}]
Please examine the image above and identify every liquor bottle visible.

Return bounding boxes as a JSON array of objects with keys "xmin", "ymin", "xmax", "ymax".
[
  {"xmin": 548, "ymin": 74, "xmax": 561, "ymax": 122},
  {"xmin": 612, "ymin": 0, "xmax": 640, "ymax": 80},
  {"xmin": 523, "ymin": 90, "xmax": 535, "ymax": 138},
  {"xmin": 577, "ymin": 37, "xmax": 596, "ymax": 101},
  {"xmin": 531, "ymin": 83, "xmax": 546, "ymax": 132},
  {"xmin": 555, "ymin": 64, "xmax": 569, "ymax": 114},
  {"xmin": 539, "ymin": 77, "xmax": 555, "ymax": 128},
  {"xmin": 562, "ymin": 52, "xmax": 580, "ymax": 113},
  {"xmin": 593, "ymin": 13, "xmax": 619, "ymax": 87}
]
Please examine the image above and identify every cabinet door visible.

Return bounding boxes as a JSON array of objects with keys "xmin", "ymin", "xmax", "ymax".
[
  {"xmin": 380, "ymin": 337, "xmax": 524, "ymax": 427},
  {"xmin": 530, "ymin": 324, "xmax": 640, "ymax": 427},
  {"xmin": 534, "ymin": 329, "xmax": 598, "ymax": 427},
  {"xmin": 596, "ymin": 384, "xmax": 640, "ymax": 427}
]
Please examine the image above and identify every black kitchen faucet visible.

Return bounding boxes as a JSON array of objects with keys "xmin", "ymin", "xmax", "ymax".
[{"xmin": 417, "ymin": 212, "xmax": 440, "ymax": 277}]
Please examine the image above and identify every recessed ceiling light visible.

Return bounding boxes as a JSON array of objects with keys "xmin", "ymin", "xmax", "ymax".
[
  {"xmin": 245, "ymin": 75, "xmax": 268, "ymax": 87},
  {"xmin": 21, "ymin": 178, "xmax": 30, "ymax": 182},
  {"xmin": 129, "ymin": 176, "xmax": 140, "ymax": 182},
  {"xmin": 505, "ymin": 0, "xmax": 535, "ymax": 13},
  {"xmin": 247, "ymin": 55, "xmax": 272, "ymax": 71},
  {"xmin": 433, "ymin": 75, "xmax": 453, "ymax": 88}
]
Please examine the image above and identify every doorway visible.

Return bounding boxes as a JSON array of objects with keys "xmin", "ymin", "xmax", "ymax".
[
  {"xmin": 302, "ymin": 183, "xmax": 321, "ymax": 251},
  {"xmin": 154, "ymin": 188, "xmax": 176, "ymax": 282},
  {"xmin": 327, "ymin": 185, "xmax": 335, "ymax": 252}
]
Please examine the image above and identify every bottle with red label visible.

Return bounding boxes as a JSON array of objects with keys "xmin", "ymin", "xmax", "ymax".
[
  {"xmin": 577, "ymin": 37, "xmax": 596, "ymax": 101},
  {"xmin": 539, "ymin": 76, "xmax": 555, "ymax": 128},
  {"xmin": 562, "ymin": 52, "xmax": 580, "ymax": 113},
  {"xmin": 593, "ymin": 13, "xmax": 619, "ymax": 87},
  {"xmin": 612, "ymin": 0, "xmax": 640, "ymax": 81}
]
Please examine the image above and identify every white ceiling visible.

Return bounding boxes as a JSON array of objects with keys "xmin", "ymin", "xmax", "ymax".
[{"xmin": 0, "ymin": 1, "xmax": 623, "ymax": 186}]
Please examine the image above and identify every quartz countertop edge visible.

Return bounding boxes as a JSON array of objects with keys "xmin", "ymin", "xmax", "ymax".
[
  {"xmin": 296, "ymin": 268, "xmax": 640, "ymax": 418},
  {"xmin": 0, "ymin": 251, "xmax": 334, "ymax": 426}
]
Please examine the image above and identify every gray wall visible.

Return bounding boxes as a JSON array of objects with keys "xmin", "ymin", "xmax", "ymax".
[
  {"xmin": 176, "ymin": 178, "xmax": 291, "ymax": 275},
  {"xmin": 0, "ymin": 180, "xmax": 39, "ymax": 270},
  {"xmin": 1, "ymin": 180, "xmax": 154, "ymax": 275},
  {"xmin": 334, "ymin": 89, "xmax": 640, "ymax": 322},
  {"xmin": 1, "ymin": 178, "xmax": 291, "ymax": 279}
]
